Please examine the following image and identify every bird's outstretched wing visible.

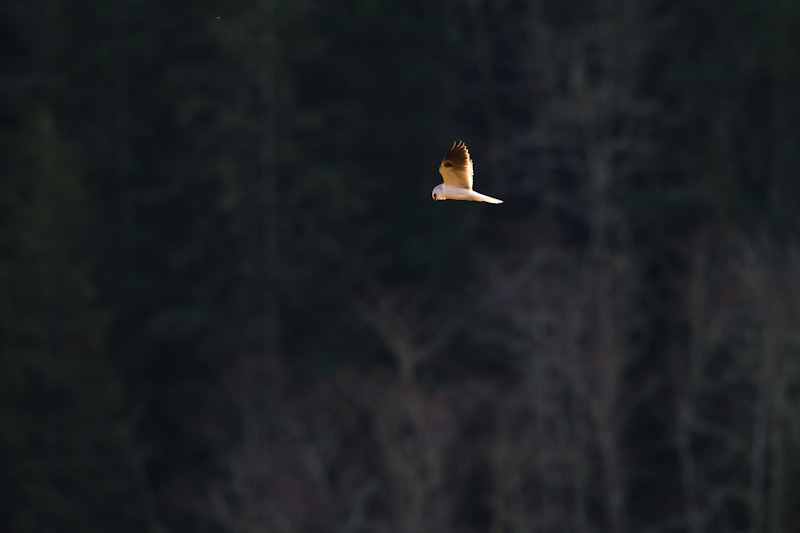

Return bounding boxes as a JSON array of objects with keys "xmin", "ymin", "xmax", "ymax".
[{"xmin": 439, "ymin": 140, "xmax": 473, "ymax": 190}]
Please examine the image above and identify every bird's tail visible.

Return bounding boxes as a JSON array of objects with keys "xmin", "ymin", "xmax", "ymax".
[{"xmin": 471, "ymin": 191, "xmax": 503, "ymax": 204}]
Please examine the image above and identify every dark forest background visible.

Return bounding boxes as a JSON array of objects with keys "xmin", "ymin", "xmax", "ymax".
[{"xmin": 3, "ymin": 0, "xmax": 800, "ymax": 531}]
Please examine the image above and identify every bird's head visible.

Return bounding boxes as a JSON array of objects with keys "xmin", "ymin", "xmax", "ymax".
[{"xmin": 432, "ymin": 184, "xmax": 445, "ymax": 201}]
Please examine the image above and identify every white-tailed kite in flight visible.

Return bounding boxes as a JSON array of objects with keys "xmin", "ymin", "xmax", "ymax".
[{"xmin": 432, "ymin": 140, "xmax": 503, "ymax": 204}]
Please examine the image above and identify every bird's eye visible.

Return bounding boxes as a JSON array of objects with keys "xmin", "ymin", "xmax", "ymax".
[{"xmin": 444, "ymin": 162, "xmax": 452, "ymax": 168}]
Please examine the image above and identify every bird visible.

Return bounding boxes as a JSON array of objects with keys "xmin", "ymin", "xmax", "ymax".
[{"xmin": 432, "ymin": 140, "xmax": 503, "ymax": 204}]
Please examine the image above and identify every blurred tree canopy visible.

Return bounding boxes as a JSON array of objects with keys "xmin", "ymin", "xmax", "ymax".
[{"xmin": 3, "ymin": 0, "xmax": 800, "ymax": 531}]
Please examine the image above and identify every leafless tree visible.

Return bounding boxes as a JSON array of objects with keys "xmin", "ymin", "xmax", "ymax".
[
  {"xmin": 359, "ymin": 375, "xmax": 458, "ymax": 532},
  {"xmin": 197, "ymin": 356, "xmax": 377, "ymax": 532},
  {"xmin": 351, "ymin": 282, "xmax": 465, "ymax": 381},
  {"xmin": 458, "ymin": 0, "xmax": 660, "ymax": 252},
  {"xmin": 736, "ymin": 237, "xmax": 800, "ymax": 533},
  {"xmin": 197, "ymin": 355, "xmax": 462, "ymax": 532},
  {"xmin": 665, "ymin": 232, "xmax": 800, "ymax": 532},
  {"xmin": 479, "ymin": 246, "xmax": 646, "ymax": 533}
]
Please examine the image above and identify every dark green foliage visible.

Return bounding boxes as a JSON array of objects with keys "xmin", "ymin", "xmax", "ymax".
[{"xmin": 0, "ymin": 109, "xmax": 134, "ymax": 531}]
